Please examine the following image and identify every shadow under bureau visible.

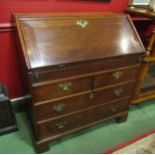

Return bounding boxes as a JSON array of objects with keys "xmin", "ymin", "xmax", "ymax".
[{"xmin": 15, "ymin": 13, "xmax": 145, "ymax": 153}]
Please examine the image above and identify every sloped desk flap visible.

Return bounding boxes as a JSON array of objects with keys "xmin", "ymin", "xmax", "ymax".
[{"xmin": 15, "ymin": 13, "xmax": 145, "ymax": 70}]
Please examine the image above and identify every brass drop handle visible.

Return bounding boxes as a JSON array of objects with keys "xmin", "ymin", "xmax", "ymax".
[
  {"xmin": 76, "ymin": 20, "xmax": 89, "ymax": 28},
  {"xmin": 56, "ymin": 121, "xmax": 67, "ymax": 129},
  {"xmin": 110, "ymin": 106, "xmax": 118, "ymax": 113},
  {"xmin": 59, "ymin": 82, "xmax": 72, "ymax": 91},
  {"xmin": 113, "ymin": 88, "xmax": 123, "ymax": 97},
  {"xmin": 112, "ymin": 71, "xmax": 124, "ymax": 79},
  {"xmin": 53, "ymin": 103, "xmax": 66, "ymax": 112}
]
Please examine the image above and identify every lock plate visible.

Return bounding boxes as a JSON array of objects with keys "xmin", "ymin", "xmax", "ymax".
[
  {"xmin": 53, "ymin": 103, "xmax": 66, "ymax": 112},
  {"xmin": 76, "ymin": 20, "xmax": 89, "ymax": 28}
]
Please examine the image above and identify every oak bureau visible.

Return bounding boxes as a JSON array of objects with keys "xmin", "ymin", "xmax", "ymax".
[{"xmin": 15, "ymin": 13, "xmax": 145, "ymax": 153}]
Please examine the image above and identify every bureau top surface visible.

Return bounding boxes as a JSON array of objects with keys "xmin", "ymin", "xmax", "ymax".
[{"xmin": 15, "ymin": 12, "xmax": 145, "ymax": 70}]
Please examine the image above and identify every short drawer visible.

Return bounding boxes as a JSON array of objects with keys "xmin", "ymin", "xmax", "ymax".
[
  {"xmin": 95, "ymin": 67, "xmax": 139, "ymax": 88},
  {"xmin": 37, "ymin": 98, "xmax": 129, "ymax": 139},
  {"xmin": 31, "ymin": 55, "xmax": 140, "ymax": 83},
  {"xmin": 32, "ymin": 77, "xmax": 92, "ymax": 102},
  {"xmin": 35, "ymin": 82, "xmax": 133, "ymax": 121}
]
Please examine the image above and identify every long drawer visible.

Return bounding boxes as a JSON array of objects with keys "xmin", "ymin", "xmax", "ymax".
[
  {"xmin": 37, "ymin": 98, "xmax": 129, "ymax": 139},
  {"xmin": 31, "ymin": 55, "xmax": 140, "ymax": 84},
  {"xmin": 35, "ymin": 82, "xmax": 134, "ymax": 121}
]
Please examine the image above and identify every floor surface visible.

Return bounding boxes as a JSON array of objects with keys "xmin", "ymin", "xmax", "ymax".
[{"xmin": 0, "ymin": 100, "xmax": 155, "ymax": 153}]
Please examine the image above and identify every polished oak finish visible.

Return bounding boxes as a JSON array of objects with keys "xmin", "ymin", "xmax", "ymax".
[{"xmin": 15, "ymin": 12, "xmax": 145, "ymax": 153}]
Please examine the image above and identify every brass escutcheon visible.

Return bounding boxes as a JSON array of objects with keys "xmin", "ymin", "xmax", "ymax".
[
  {"xmin": 89, "ymin": 92, "xmax": 95, "ymax": 99},
  {"xmin": 53, "ymin": 103, "xmax": 66, "ymax": 112},
  {"xmin": 56, "ymin": 121, "xmax": 67, "ymax": 129},
  {"xmin": 76, "ymin": 20, "xmax": 89, "ymax": 28},
  {"xmin": 110, "ymin": 106, "xmax": 118, "ymax": 113},
  {"xmin": 113, "ymin": 88, "xmax": 123, "ymax": 97}
]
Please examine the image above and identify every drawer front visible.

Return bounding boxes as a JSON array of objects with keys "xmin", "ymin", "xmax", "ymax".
[
  {"xmin": 95, "ymin": 67, "xmax": 138, "ymax": 88},
  {"xmin": 35, "ymin": 82, "xmax": 133, "ymax": 121},
  {"xmin": 32, "ymin": 77, "xmax": 92, "ymax": 102},
  {"xmin": 37, "ymin": 98, "xmax": 129, "ymax": 139},
  {"xmin": 31, "ymin": 55, "xmax": 140, "ymax": 83}
]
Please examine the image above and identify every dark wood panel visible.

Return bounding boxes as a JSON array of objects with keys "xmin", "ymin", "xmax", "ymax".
[
  {"xmin": 15, "ymin": 14, "xmax": 144, "ymax": 69},
  {"xmin": 37, "ymin": 98, "xmax": 129, "ymax": 139},
  {"xmin": 35, "ymin": 82, "xmax": 133, "ymax": 121},
  {"xmin": 31, "ymin": 55, "xmax": 141, "ymax": 83},
  {"xmin": 95, "ymin": 66, "xmax": 139, "ymax": 88},
  {"xmin": 32, "ymin": 77, "xmax": 92, "ymax": 102}
]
